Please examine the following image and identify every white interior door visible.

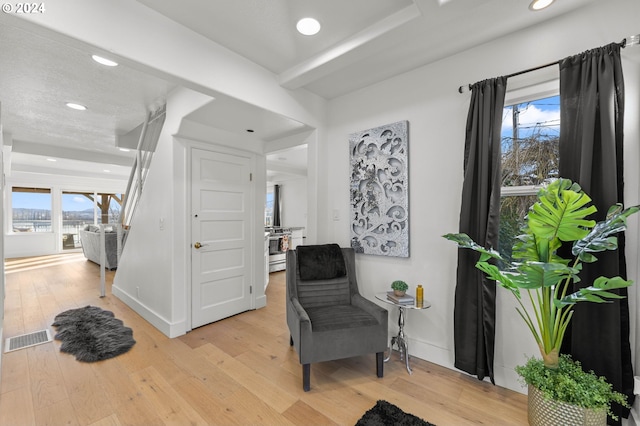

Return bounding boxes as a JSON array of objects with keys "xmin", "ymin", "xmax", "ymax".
[{"xmin": 191, "ymin": 147, "xmax": 253, "ymax": 328}]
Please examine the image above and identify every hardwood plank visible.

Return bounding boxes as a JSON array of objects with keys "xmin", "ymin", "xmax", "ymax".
[
  {"xmin": 87, "ymin": 413, "xmax": 122, "ymax": 426},
  {"xmin": 160, "ymin": 339, "xmax": 241, "ymax": 399},
  {"xmin": 197, "ymin": 342, "xmax": 299, "ymax": 413},
  {"xmin": 282, "ymin": 399, "xmax": 340, "ymax": 426},
  {"xmin": 91, "ymin": 357, "xmax": 164, "ymax": 425},
  {"xmin": 0, "ymin": 385, "xmax": 36, "ymax": 426},
  {"xmin": 55, "ymin": 350, "xmax": 116, "ymax": 425},
  {"xmin": 129, "ymin": 366, "xmax": 209, "ymax": 425},
  {"xmin": 26, "ymin": 342, "xmax": 68, "ymax": 411},
  {"xmin": 33, "ymin": 397, "xmax": 80, "ymax": 426},
  {"xmin": 225, "ymin": 387, "xmax": 296, "ymax": 426},
  {"xmin": 0, "ymin": 348, "xmax": 30, "ymax": 394},
  {"xmin": 172, "ymin": 377, "xmax": 248, "ymax": 425}
]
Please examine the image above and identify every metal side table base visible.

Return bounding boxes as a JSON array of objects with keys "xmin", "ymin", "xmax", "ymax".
[
  {"xmin": 387, "ymin": 306, "xmax": 412, "ymax": 374},
  {"xmin": 376, "ymin": 292, "xmax": 431, "ymax": 375}
]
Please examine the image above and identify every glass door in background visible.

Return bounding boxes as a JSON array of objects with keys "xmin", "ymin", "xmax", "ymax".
[{"xmin": 61, "ymin": 191, "xmax": 94, "ymax": 249}]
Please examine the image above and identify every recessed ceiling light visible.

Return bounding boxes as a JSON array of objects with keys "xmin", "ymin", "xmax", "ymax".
[
  {"xmin": 92, "ymin": 54, "xmax": 118, "ymax": 67},
  {"xmin": 103, "ymin": 169, "xmax": 111, "ymax": 173},
  {"xmin": 66, "ymin": 102, "xmax": 87, "ymax": 111},
  {"xmin": 119, "ymin": 148, "xmax": 131, "ymax": 152},
  {"xmin": 529, "ymin": 0, "xmax": 555, "ymax": 11},
  {"xmin": 296, "ymin": 17, "xmax": 321, "ymax": 36},
  {"xmin": 46, "ymin": 158, "xmax": 57, "ymax": 162}
]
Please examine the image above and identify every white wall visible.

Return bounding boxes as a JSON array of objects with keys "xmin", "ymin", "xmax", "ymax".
[
  {"xmin": 624, "ymin": 34, "xmax": 640, "ymax": 423},
  {"xmin": 323, "ymin": 0, "xmax": 640, "ymax": 394},
  {"xmin": 268, "ymin": 178, "xmax": 308, "ymax": 231},
  {"xmin": 0, "ymin": 127, "xmax": 5, "ymax": 370}
]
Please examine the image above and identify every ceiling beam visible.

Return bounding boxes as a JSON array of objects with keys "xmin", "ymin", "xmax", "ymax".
[
  {"xmin": 278, "ymin": 3, "xmax": 422, "ymax": 90},
  {"xmin": 12, "ymin": 140, "xmax": 134, "ymax": 167},
  {"xmin": 12, "ymin": 163, "xmax": 129, "ymax": 180}
]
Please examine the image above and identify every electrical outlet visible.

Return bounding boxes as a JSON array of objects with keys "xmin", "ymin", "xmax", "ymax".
[{"xmin": 136, "ymin": 286, "xmax": 140, "ymax": 298}]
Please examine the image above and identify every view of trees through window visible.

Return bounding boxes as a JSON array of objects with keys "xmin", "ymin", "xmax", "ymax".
[{"xmin": 499, "ymin": 94, "xmax": 560, "ymax": 263}]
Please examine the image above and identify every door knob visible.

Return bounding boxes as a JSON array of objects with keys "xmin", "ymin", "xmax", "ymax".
[{"xmin": 194, "ymin": 242, "xmax": 202, "ymax": 249}]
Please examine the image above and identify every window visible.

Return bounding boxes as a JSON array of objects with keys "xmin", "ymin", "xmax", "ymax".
[
  {"xmin": 499, "ymin": 94, "xmax": 560, "ymax": 263},
  {"xmin": 96, "ymin": 193, "xmax": 123, "ymax": 224},
  {"xmin": 12, "ymin": 187, "xmax": 52, "ymax": 232},
  {"xmin": 61, "ymin": 191, "xmax": 123, "ymax": 249},
  {"xmin": 265, "ymin": 188, "xmax": 274, "ymax": 227},
  {"xmin": 62, "ymin": 192, "xmax": 94, "ymax": 249}
]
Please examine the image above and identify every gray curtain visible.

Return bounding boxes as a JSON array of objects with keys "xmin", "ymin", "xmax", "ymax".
[
  {"xmin": 558, "ymin": 42, "xmax": 633, "ymax": 423},
  {"xmin": 454, "ymin": 77, "xmax": 507, "ymax": 384}
]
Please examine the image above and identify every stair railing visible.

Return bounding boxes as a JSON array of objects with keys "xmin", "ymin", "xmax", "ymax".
[{"xmin": 121, "ymin": 103, "xmax": 166, "ymax": 230}]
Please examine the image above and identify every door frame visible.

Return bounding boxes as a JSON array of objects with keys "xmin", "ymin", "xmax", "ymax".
[{"xmin": 184, "ymin": 141, "xmax": 260, "ymax": 332}]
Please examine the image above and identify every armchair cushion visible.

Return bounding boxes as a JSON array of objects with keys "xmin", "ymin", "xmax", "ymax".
[
  {"xmin": 297, "ymin": 243, "xmax": 346, "ymax": 280},
  {"xmin": 305, "ymin": 305, "xmax": 379, "ymax": 331}
]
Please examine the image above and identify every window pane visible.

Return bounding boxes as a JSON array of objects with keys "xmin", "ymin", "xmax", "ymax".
[
  {"xmin": 265, "ymin": 190, "xmax": 274, "ymax": 227},
  {"xmin": 501, "ymin": 95, "xmax": 560, "ymax": 187},
  {"xmin": 62, "ymin": 192, "xmax": 94, "ymax": 249},
  {"xmin": 97, "ymin": 193, "xmax": 122, "ymax": 224},
  {"xmin": 12, "ymin": 187, "xmax": 52, "ymax": 232},
  {"xmin": 499, "ymin": 195, "xmax": 538, "ymax": 264}
]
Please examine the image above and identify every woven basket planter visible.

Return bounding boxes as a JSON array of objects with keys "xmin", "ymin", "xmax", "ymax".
[{"xmin": 528, "ymin": 384, "xmax": 607, "ymax": 425}]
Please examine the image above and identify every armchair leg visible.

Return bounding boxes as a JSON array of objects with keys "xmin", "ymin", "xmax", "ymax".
[
  {"xmin": 376, "ymin": 352, "xmax": 384, "ymax": 378},
  {"xmin": 290, "ymin": 335, "xmax": 293, "ymax": 346},
  {"xmin": 302, "ymin": 364, "xmax": 311, "ymax": 392}
]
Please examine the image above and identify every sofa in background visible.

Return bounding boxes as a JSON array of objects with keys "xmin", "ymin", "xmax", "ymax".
[{"xmin": 79, "ymin": 225, "xmax": 127, "ymax": 270}]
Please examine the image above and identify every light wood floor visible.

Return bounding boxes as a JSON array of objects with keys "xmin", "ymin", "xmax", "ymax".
[{"xmin": 0, "ymin": 253, "xmax": 528, "ymax": 425}]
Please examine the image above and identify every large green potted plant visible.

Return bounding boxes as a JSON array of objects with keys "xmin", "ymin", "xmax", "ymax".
[{"xmin": 444, "ymin": 178, "xmax": 638, "ymax": 423}]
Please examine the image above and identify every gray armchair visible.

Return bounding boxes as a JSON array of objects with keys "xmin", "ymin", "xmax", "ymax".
[{"xmin": 286, "ymin": 244, "xmax": 388, "ymax": 391}]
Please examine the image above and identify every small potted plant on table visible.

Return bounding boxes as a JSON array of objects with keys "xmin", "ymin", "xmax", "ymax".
[
  {"xmin": 391, "ymin": 280, "xmax": 409, "ymax": 297},
  {"xmin": 444, "ymin": 178, "xmax": 638, "ymax": 424}
]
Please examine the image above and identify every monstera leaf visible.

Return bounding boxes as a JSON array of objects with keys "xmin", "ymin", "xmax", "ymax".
[
  {"xmin": 572, "ymin": 203, "xmax": 640, "ymax": 263},
  {"xmin": 556, "ymin": 276, "xmax": 631, "ymax": 307},
  {"xmin": 527, "ymin": 179, "xmax": 597, "ymax": 243},
  {"xmin": 442, "ymin": 233, "xmax": 502, "ymax": 262},
  {"xmin": 510, "ymin": 262, "xmax": 579, "ymax": 290},
  {"xmin": 511, "ymin": 179, "xmax": 596, "ymax": 265}
]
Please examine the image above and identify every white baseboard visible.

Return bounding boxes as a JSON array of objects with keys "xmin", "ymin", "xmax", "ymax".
[
  {"xmin": 112, "ymin": 285, "xmax": 187, "ymax": 338},
  {"xmin": 406, "ymin": 335, "xmax": 454, "ymax": 370},
  {"xmin": 255, "ymin": 294, "xmax": 267, "ymax": 309},
  {"xmin": 407, "ymin": 336, "xmax": 526, "ymax": 394}
]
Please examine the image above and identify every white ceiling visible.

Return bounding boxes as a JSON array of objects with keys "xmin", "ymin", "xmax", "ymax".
[{"xmin": 0, "ymin": 0, "xmax": 600, "ymax": 180}]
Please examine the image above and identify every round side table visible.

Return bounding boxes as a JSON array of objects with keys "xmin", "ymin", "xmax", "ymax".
[{"xmin": 375, "ymin": 292, "xmax": 431, "ymax": 375}]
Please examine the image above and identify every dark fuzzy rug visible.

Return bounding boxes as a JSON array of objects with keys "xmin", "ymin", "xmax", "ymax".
[
  {"xmin": 356, "ymin": 400, "xmax": 435, "ymax": 426},
  {"xmin": 52, "ymin": 305, "xmax": 136, "ymax": 362}
]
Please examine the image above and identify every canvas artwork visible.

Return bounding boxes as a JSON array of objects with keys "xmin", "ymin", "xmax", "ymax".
[{"xmin": 349, "ymin": 120, "xmax": 409, "ymax": 257}]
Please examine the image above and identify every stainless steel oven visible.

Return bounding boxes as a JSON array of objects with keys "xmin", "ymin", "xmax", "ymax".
[{"xmin": 267, "ymin": 227, "xmax": 291, "ymax": 272}]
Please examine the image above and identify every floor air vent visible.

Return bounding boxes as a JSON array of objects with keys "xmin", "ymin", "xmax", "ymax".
[{"xmin": 4, "ymin": 329, "xmax": 52, "ymax": 352}]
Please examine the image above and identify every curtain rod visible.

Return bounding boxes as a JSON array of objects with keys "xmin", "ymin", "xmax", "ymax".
[{"xmin": 457, "ymin": 34, "xmax": 639, "ymax": 94}]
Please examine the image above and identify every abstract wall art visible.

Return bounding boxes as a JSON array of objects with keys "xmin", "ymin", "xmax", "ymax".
[{"xmin": 349, "ymin": 120, "xmax": 409, "ymax": 257}]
